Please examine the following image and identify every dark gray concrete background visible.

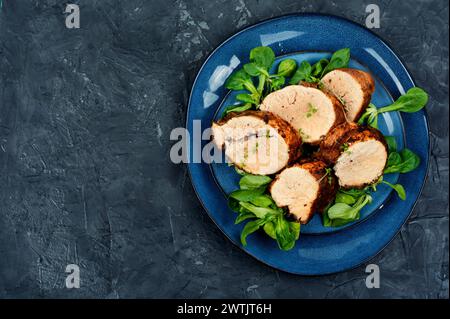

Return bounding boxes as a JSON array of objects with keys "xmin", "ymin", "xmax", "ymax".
[{"xmin": 0, "ymin": 0, "xmax": 448, "ymax": 298}]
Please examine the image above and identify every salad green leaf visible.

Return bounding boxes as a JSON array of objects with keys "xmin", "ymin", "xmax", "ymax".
[
  {"xmin": 321, "ymin": 48, "xmax": 350, "ymax": 75},
  {"xmin": 270, "ymin": 75, "xmax": 286, "ymax": 91},
  {"xmin": 335, "ymin": 192, "xmax": 356, "ymax": 205},
  {"xmin": 239, "ymin": 202, "xmax": 279, "ymax": 219},
  {"xmin": 359, "ymin": 88, "xmax": 428, "ymax": 127},
  {"xmin": 384, "ymin": 148, "xmax": 421, "ymax": 174},
  {"xmin": 249, "ymin": 46, "xmax": 276, "ymax": 70},
  {"xmin": 311, "ymin": 58, "xmax": 329, "ymax": 77},
  {"xmin": 274, "ymin": 215, "xmax": 299, "ymax": 251},
  {"xmin": 382, "ymin": 181, "xmax": 406, "ymax": 200},
  {"xmin": 235, "ymin": 211, "xmax": 256, "ymax": 224},
  {"xmin": 225, "ymin": 69, "xmax": 255, "ymax": 92},
  {"xmin": 263, "ymin": 221, "xmax": 277, "ymax": 239},
  {"xmin": 386, "ymin": 151, "xmax": 402, "ymax": 167},
  {"xmin": 378, "ymin": 87, "xmax": 428, "ymax": 113},
  {"xmin": 228, "ymin": 172, "xmax": 300, "ymax": 251},
  {"xmin": 243, "ymin": 63, "xmax": 269, "ymax": 77},
  {"xmin": 384, "ymin": 136, "xmax": 397, "ymax": 152},
  {"xmin": 327, "ymin": 194, "xmax": 372, "ymax": 220},
  {"xmin": 240, "ymin": 218, "xmax": 268, "ymax": 246},
  {"xmin": 239, "ymin": 174, "xmax": 272, "ymax": 189},
  {"xmin": 277, "ymin": 59, "xmax": 297, "ymax": 77},
  {"xmin": 323, "ymin": 188, "xmax": 372, "ymax": 227},
  {"xmin": 289, "ymin": 60, "xmax": 312, "ymax": 84},
  {"xmin": 229, "ymin": 187, "xmax": 265, "ymax": 202},
  {"xmin": 221, "ymin": 103, "xmax": 253, "ymax": 117},
  {"xmin": 236, "ymin": 93, "xmax": 259, "ymax": 105},
  {"xmin": 250, "ymin": 194, "xmax": 275, "ymax": 208}
]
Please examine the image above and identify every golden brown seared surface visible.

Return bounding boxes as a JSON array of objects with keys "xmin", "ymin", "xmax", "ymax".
[
  {"xmin": 321, "ymin": 68, "xmax": 375, "ymax": 122},
  {"xmin": 316, "ymin": 122, "xmax": 359, "ymax": 164},
  {"xmin": 212, "ymin": 110, "xmax": 302, "ymax": 175},
  {"xmin": 317, "ymin": 123, "xmax": 388, "ymax": 189},
  {"xmin": 269, "ymin": 160, "xmax": 337, "ymax": 224}
]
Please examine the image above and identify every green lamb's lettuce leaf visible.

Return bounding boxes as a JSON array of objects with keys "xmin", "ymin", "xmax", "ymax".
[
  {"xmin": 221, "ymin": 103, "xmax": 253, "ymax": 118},
  {"xmin": 239, "ymin": 174, "xmax": 272, "ymax": 189},
  {"xmin": 382, "ymin": 181, "xmax": 406, "ymax": 200},
  {"xmin": 277, "ymin": 59, "xmax": 297, "ymax": 77},
  {"xmin": 243, "ymin": 63, "xmax": 269, "ymax": 77},
  {"xmin": 249, "ymin": 46, "xmax": 276, "ymax": 70},
  {"xmin": 228, "ymin": 187, "xmax": 266, "ymax": 203},
  {"xmin": 334, "ymin": 192, "xmax": 356, "ymax": 205},
  {"xmin": 311, "ymin": 58, "xmax": 329, "ymax": 77},
  {"xmin": 384, "ymin": 136, "xmax": 398, "ymax": 153},
  {"xmin": 249, "ymin": 195, "xmax": 275, "ymax": 208},
  {"xmin": 384, "ymin": 148, "xmax": 421, "ymax": 174},
  {"xmin": 270, "ymin": 75, "xmax": 286, "ymax": 91},
  {"xmin": 324, "ymin": 192, "xmax": 372, "ymax": 227},
  {"xmin": 359, "ymin": 88, "xmax": 428, "ymax": 127},
  {"xmin": 225, "ymin": 69, "xmax": 253, "ymax": 91},
  {"xmin": 227, "ymin": 171, "xmax": 300, "ymax": 251},
  {"xmin": 238, "ymin": 202, "xmax": 279, "ymax": 219},
  {"xmin": 289, "ymin": 60, "xmax": 312, "ymax": 84},
  {"xmin": 378, "ymin": 87, "xmax": 428, "ymax": 113},
  {"xmin": 263, "ymin": 221, "xmax": 277, "ymax": 239},
  {"xmin": 321, "ymin": 48, "xmax": 350, "ymax": 75},
  {"xmin": 235, "ymin": 93, "xmax": 259, "ymax": 105},
  {"xmin": 274, "ymin": 215, "xmax": 299, "ymax": 251},
  {"xmin": 240, "ymin": 218, "xmax": 268, "ymax": 246},
  {"xmin": 235, "ymin": 211, "xmax": 256, "ymax": 224}
]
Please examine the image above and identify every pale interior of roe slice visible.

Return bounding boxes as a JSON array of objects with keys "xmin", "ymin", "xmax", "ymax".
[
  {"xmin": 270, "ymin": 166, "xmax": 319, "ymax": 222},
  {"xmin": 212, "ymin": 116, "xmax": 290, "ymax": 175},
  {"xmin": 260, "ymin": 86, "xmax": 336, "ymax": 143},
  {"xmin": 321, "ymin": 70, "xmax": 365, "ymax": 122},
  {"xmin": 334, "ymin": 140, "xmax": 387, "ymax": 187}
]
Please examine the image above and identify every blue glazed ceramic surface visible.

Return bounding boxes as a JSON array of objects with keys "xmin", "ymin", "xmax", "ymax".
[{"xmin": 186, "ymin": 14, "xmax": 429, "ymax": 275}]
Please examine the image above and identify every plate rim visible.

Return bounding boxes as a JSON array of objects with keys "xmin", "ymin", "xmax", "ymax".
[{"xmin": 185, "ymin": 12, "xmax": 431, "ymax": 276}]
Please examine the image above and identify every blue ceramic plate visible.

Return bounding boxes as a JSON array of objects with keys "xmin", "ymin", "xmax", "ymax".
[{"xmin": 186, "ymin": 14, "xmax": 429, "ymax": 275}]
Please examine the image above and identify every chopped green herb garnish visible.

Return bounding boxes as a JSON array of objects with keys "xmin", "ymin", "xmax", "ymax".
[
  {"xmin": 306, "ymin": 103, "xmax": 318, "ymax": 118},
  {"xmin": 298, "ymin": 128, "xmax": 310, "ymax": 140},
  {"xmin": 317, "ymin": 81, "xmax": 324, "ymax": 90},
  {"xmin": 252, "ymin": 142, "xmax": 259, "ymax": 153},
  {"xmin": 337, "ymin": 95, "xmax": 346, "ymax": 106},
  {"xmin": 341, "ymin": 143, "xmax": 349, "ymax": 152},
  {"xmin": 325, "ymin": 168, "xmax": 333, "ymax": 185}
]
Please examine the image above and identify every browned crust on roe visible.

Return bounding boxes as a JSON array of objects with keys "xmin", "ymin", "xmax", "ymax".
[
  {"xmin": 324, "ymin": 68, "xmax": 375, "ymax": 122},
  {"xmin": 269, "ymin": 160, "xmax": 338, "ymax": 224},
  {"xmin": 215, "ymin": 110, "xmax": 302, "ymax": 165}
]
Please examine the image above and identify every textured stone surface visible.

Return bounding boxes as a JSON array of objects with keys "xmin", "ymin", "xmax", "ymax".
[{"xmin": 0, "ymin": 0, "xmax": 448, "ymax": 298}]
